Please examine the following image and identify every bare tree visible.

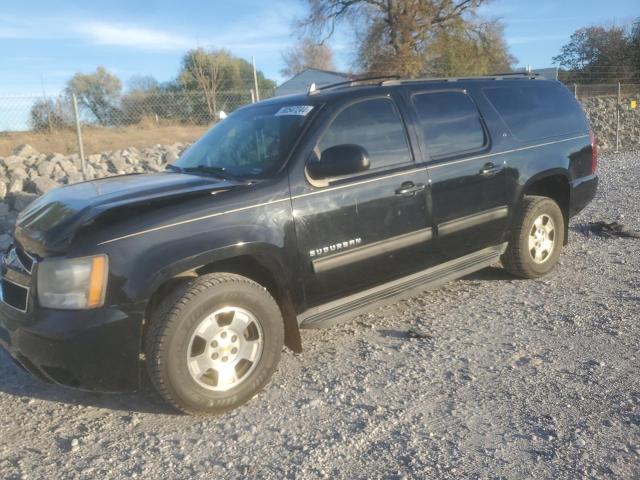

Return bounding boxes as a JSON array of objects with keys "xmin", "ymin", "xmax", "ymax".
[
  {"xmin": 281, "ymin": 38, "xmax": 336, "ymax": 77},
  {"xmin": 299, "ymin": 0, "xmax": 503, "ymax": 77},
  {"xmin": 179, "ymin": 48, "xmax": 236, "ymax": 118}
]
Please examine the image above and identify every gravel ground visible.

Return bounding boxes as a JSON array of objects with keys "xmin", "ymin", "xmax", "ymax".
[{"xmin": 1, "ymin": 151, "xmax": 639, "ymax": 479}]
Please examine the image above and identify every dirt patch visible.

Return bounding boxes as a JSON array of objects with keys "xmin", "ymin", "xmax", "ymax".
[{"xmin": 0, "ymin": 123, "xmax": 208, "ymax": 157}]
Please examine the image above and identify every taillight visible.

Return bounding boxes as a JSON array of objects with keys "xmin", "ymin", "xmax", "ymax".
[{"xmin": 589, "ymin": 128, "xmax": 598, "ymax": 174}]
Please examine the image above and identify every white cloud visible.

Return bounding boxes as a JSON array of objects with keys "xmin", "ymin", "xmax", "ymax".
[{"xmin": 75, "ymin": 22, "xmax": 194, "ymax": 51}]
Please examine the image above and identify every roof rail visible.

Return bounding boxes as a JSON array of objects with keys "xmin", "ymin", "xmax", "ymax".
[
  {"xmin": 308, "ymin": 75, "xmax": 402, "ymax": 95},
  {"xmin": 307, "ymin": 72, "xmax": 541, "ymax": 95},
  {"xmin": 380, "ymin": 72, "xmax": 540, "ymax": 86}
]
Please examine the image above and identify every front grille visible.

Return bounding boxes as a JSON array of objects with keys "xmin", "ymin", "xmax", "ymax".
[
  {"xmin": 15, "ymin": 247, "xmax": 34, "ymax": 273},
  {"xmin": 1, "ymin": 245, "xmax": 35, "ymax": 313},
  {"xmin": 0, "ymin": 277, "xmax": 29, "ymax": 312}
]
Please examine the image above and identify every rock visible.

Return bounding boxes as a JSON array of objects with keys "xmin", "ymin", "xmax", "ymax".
[
  {"xmin": 0, "ymin": 234, "xmax": 11, "ymax": 251},
  {"xmin": 37, "ymin": 161, "xmax": 55, "ymax": 178},
  {"xmin": 11, "ymin": 193, "xmax": 38, "ymax": 212},
  {"xmin": 12, "ymin": 144, "xmax": 38, "ymax": 157},
  {"xmin": 0, "ymin": 203, "xmax": 9, "ymax": 216},
  {"xmin": 9, "ymin": 167, "xmax": 28, "ymax": 181},
  {"xmin": 59, "ymin": 159, "xmax": 78, "ymax": 176},
  {"xmin": 8, "ymin": 179, "xmax": 23, "ymax": 194},
  {"xmin": 110, "ymin": 153, "xmax": 128, "ymax": 173},
  {"xmin": 164, "ymin": 151, "xmax": 179, "ymax": 164},
  {"xmin": 66, "ymin": 172, "xmax": 84, "ymax": 184},
  {"xmin": 32, "ymin": 177, "xmax": 59, "ymax": 195},
  {"xmin": 52, "ymin": 164, "xmax": 66, "ymax": 181},
  {"xmin": 2, "ymin": 156, "xmax": 24, "ymax": 170},
  {"xmin": 0, "ymin": 182, "xmax": 6, "ymax": 200}
]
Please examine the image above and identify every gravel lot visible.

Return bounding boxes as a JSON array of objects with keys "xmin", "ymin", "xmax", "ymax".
[{"xmin": 1, "ymin": 150, "xmax": 639, "ymax": 479}]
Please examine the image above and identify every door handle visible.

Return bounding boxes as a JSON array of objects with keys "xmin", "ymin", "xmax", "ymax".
[
  {"xmin": 479, "ymin": 162, "xmax": 504, "ymax": 175},
  {"xmin": 395, "ymin": 181, "xmax": 426, "ymax": 196}
]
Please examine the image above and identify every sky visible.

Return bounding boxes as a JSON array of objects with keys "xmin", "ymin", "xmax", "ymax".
[{"xmin": 0, "ymin": 0, "xmax": 638, "ymax": 97}]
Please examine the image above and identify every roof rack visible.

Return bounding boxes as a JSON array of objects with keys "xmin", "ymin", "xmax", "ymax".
[
  {"xmin": 381, "ymin": 72, "xmax": 540, "ymax": 86},
  {"xmin": 308, "ymin": 75, "xmax": 402, "ymax": 95},
  {"xmin": 308, "ymin": 72, "xmax": 541, "ymax": 95}
]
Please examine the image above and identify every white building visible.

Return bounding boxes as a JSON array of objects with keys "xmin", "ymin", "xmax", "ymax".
[{"xmin": 275, "ymin": 68, "xmax": 351, "ymax": 96}]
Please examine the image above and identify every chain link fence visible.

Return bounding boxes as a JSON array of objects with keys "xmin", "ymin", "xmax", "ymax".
[
  {"xmin": 566, "ymin": 83, "xmax": 640, "ymax": 152},
  {"xmin": 1, "ymin": 83, "xmax": 639, "ymax": 159},
  {"xmin": 0, "ymin": 89, "xmax": 271, "ymax": 158}
]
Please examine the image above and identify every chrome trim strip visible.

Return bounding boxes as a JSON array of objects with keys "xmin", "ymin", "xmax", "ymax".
[
  {"xmin": 0, "ymin": 276, "xmax": 30, "ymax": 314},
  {"xmin": 97, "ymin": 135, "xmax": 587, "ymax": 245},
  {"xmin": 438, "ymin": 206, "xmax": 508, "ymax": 236},
  {"xmin": 312, "ymin": 227, "xmax": 433, "ymax": 274},
  {"xmin": 15, "ymin": 247, "xmax": 35, "ymax": 275},
  {"xmin": 98, "ymin": 198, "xmax": 291, "ymax": 245},
  {"xmin": 292, "ymin": 167, "xmax": 426, "ymax": 200},
  {"xmin": 299, "ymin": 243, "xmax": 509, "ymax": 327},
  {"xmin": 428, "ymin": 134, "xmax": 589, "ymax": 169}
]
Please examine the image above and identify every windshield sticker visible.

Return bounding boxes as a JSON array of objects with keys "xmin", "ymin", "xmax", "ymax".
[{"xmin": 275, "ymin": 105, "xmax": 314, "ymax": 116}]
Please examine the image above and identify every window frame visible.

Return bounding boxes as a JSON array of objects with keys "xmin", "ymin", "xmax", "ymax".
[
  {"xmin": 306, "ymin": 94, "xmax": 416, "ymax": 187},
  {"xmin": 410, "ymin": 88, "xmax": 490, "ymax": 163}
]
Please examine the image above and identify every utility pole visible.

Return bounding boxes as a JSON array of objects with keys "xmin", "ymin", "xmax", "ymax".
[
  {"xmin": 252, "ymin": 56, "xmax": 260, "ymax": 102},
  {"xmin": 71, "ymin": 93, "xmax": 87, "ymax": 179}
]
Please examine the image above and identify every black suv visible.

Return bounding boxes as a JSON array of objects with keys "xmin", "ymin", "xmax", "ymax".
[{"xmin": 0, "ymin": 75, "xmax": 597, "ymax": 414}]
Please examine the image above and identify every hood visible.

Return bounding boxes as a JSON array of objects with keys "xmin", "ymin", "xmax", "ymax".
[{"xmin": 15, "ymin": 172, "xmax": 244, "ymax": 256}]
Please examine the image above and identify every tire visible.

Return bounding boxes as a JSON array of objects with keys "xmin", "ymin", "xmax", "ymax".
[
  {"xmin": 501, "ymin": 195, "xmax": 565, "ymax": 279},
  {"xmin": 145, "ymin": 273, "xmax": 284, "ymax": 415}
]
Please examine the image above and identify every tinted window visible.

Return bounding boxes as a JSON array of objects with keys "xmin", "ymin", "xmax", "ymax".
[
  {"xmin": 413, "ymin": 91, "xmax": 486, "ymax": 159},
  {"xmin": 484, "ymin": 82, "xmax": 588, "ymax": 141},
  {"xmin": 319, "ymin": 98, "xmax": 411, "ymax": 170}
]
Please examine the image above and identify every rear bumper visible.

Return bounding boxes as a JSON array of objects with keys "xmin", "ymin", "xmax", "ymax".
[
  {"xmin": 570, "ymin": 174, "xmax": 598, "ymax": 217},
  {"xmin": 0, "ymin": 300, "xmax": 144, "ymax": 392}
]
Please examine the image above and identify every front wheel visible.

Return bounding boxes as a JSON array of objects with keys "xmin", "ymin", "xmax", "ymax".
[
  {"xmin": 502, "ymin": 195, "xmax": 565, "ymax": 279},
  {"xmin": 145, "ymin": 273, "xmax": 284, "ymax": 415}
]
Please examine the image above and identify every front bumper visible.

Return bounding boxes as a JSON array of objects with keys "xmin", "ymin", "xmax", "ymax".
[{"xmin": 0, "ymin": 263, "xmax": 144, "ymax": 392}]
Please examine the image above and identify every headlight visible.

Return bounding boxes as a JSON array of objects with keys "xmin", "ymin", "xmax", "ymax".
[{"xmin": 37, "ymin": 255, "xmax": 108, "ymax": 309}]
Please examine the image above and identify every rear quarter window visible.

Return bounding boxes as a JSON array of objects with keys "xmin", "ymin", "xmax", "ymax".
[{"xmin": 483, "ymin": 82, "xmax": 588, "ymax": 142}]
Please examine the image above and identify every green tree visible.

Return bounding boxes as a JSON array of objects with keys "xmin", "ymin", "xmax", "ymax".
[
  {"xmin": 553, "ymin": 20, "xmax": 639, "ymax": 83},
  {"xmin": 66, "ymin": 66, "xmax": 122, "ymax": 125}
]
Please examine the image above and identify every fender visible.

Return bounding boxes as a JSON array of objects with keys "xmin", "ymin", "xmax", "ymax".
[{"xmin": 507, "ymin": 167, "xmax": 571, "ymax": 244}]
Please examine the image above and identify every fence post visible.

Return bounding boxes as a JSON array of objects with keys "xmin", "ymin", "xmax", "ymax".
[
  {"xmin": 252, "ymin": 56, "xmax": 260, "ymax": 102},
  {"xmin": 615, "ymin": 82, "xmax": 620, "ymax": 154},
  {"xmin": 71, "ymin": 93, "xmax": 87, "ymax": 179},
  {"xmin": 250, "ymin": 89, "xmax": 255, "ymax": 104},
  {"xmin": 574, "ymin": 83, "xmax": 577, "ymax": 99}
]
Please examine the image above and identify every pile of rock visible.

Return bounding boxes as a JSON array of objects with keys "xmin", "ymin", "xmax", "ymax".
[
  {"xmin": 581, "ymin": 96, "xmax": 640, "ymax": 151},
  {"xmin": 0, "ymin": 143, "xmax": 188, "ymax": 249}
]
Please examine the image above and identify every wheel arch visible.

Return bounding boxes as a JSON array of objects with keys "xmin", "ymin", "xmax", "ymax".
[
  {"xmin": 519, "ymin": 170, "xmax": 571, "ymax": 245},
  {"xmin": 142, "ymin": 245, "xmax": 302, "ymax": 354}
]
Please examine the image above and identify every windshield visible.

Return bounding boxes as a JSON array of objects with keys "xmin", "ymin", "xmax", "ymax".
[{"xmin": 174, "ymin": 103, "xmax": 314, "ymax": 178}]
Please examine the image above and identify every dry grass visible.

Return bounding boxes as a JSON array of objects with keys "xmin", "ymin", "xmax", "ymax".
[{"xmin": 0, "ymin": 123, "xmax": 210, "ymax": 157}]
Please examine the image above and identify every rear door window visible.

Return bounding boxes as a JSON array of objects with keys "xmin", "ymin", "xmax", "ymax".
[
  {"xmin": 318, "ymin": 98, "xmax": 412, "ymax": 171},
  {"xmin": 483, "ymin": 82, "xmax": 588, "ymax": 142},
  {"xmin": 412, "ymin": 91, "xmax": 487, "ymax": 159}
]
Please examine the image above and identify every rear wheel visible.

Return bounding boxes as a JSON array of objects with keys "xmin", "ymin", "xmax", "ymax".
[
  {"xmin": 502, "ymin": 195, "xmax": 565, "ymax": 278},
  {"xmin": 145, "ymin": 273, "xmax": 284, "ymax": 415}
]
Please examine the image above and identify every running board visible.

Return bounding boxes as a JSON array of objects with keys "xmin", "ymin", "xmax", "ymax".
[{"xmin": 298, "ymin": 243, "xmax": 508, "ymax": 328}]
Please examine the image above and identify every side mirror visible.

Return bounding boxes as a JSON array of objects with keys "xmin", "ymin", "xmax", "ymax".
[{"xmin": 307, "ymin": 144, "xmax": 370, "ymax": 180}]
